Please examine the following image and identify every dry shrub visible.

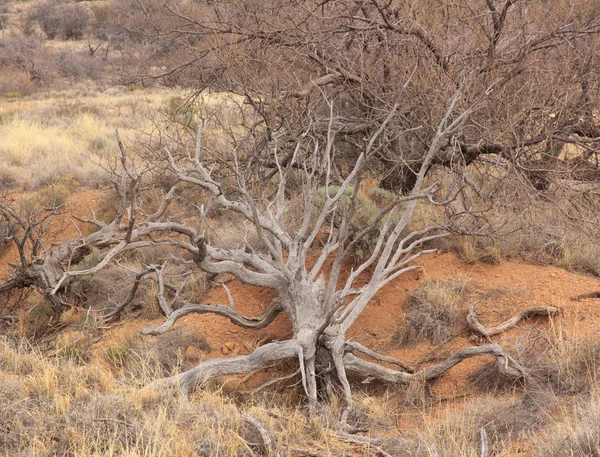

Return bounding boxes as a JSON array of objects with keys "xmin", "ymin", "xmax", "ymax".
[
  {"xmin": 534, "ymin": 394, "xmax": 600, "ymax": 457},
  {"xmin": 423, "ymin": 163, "xmax": 600, "ymax": 279},
  {"xmin": 55, "ymin": 329, "xmax": 92, "ymax": 364},
  {"xmin": 68, "ymin": 257, "xmax": 133, "ymax": 308},
  {"xmin": 346, "ymin": 391, "xmax": 397, "ymax": 431},
  {"xmin": 470, "ymin": 360, "xmax": 526, "ymax": 394},
  {"xmin": 392, "ymin": 396, "xmax": 544, "ymax": 457},
  {"xmin": 17, "ymin": 293, "xmax": 56, "ymax": 339},
  {"xmin": 36, "ymin": 175, "xmax": 79, "ymax": 208},
  {"xmin": 25, "ymin": 0, "xmax": 91, "ymax": 40},
  {"xmin": 470, "ymin": 334, "xmax": 600, "ymax": 396},
  {"xmin": 104, "ymin": 327, "xmax": 211, "ymax": 380},
  {"xmin": 0, "ymin": 68, "xmax": 34, "ymax": 97},
  {"xmin": 394, "ymin": 279, "xmax": 469, "ymax": 344},
  {"xmin": 549, "ymin": 338, "xmax": 600, "ymax": 395},
  {"xmin": 448, "ymin": 236, "xmax": 503, "ymax": 265},
  {"xmin": 56, "ymin": 48, "xmax": 104, "ymax": 80},
  {"xmin": 0, "ymin": 163, "xmax": 30, "ymax": 189},
  {"xmin": 555, "ymin": 240, "xmax": 600, "ymax": 277}
]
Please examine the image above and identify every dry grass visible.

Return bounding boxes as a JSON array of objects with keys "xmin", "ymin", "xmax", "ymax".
[
  {"xmin": 534, "ymin": 392, "xmax": 600, "ymax": 457},
  {"xmin": 402, "ymin": 395, "xmax": 544, "ymax": 457},
  {"xmin": 0, "ymin": 337, "xmax": 358, "ymax": 457},
  {"xmin": 0, "ymin": 88, "xmax": 241, "ymax": 191},
  {"xmin": 393, "ymin": 279, "xmax": 470, "ymax": 344},
  {"xmin": 3, "ymin": 328, "xmax": 600, "ymax": 456}
]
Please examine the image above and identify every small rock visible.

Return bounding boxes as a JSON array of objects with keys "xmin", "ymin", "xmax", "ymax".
[
  {"xmin": 225, "ymin": 341, "xmax": 235, "ymax": 350},
  {"xmin": 221, "ymin": 345, "xmax": 231, "ymax": 355}
]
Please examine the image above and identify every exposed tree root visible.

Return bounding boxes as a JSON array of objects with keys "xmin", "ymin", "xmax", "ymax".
[
  {"xmin": 467, "ymin": 302, "xmax": 560, "ymax": 342},
  {"xmin": 345, "ymin": 341, "xmax": 414, "ymax": 373},
  {"xmin": 572, "ymin": 290, "xmax": 600, "ymax": 301},
  {"xmin": 343, "ymin": 344, "xmax": 526, "ymax": 384},
  {"xmin": 153, "ymin": 339, "xmax": 303, "ymax": 395},
  {"xmin": 140, "ymin": 300, "xmax": 283, "ymax": 335},
  {"xmin": 240, "ymin": 369, "xmax": 301, "ymax": 396}
]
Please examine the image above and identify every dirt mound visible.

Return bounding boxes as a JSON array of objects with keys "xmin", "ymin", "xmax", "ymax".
[{"xmin": 117, "ymin": 251, "xmax": 598, "ymax": 401}]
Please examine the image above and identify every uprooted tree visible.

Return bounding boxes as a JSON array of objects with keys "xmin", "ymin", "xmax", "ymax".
[{"xmin": 0, "ymin": 78, "xmax": 534, "ymax": 418}]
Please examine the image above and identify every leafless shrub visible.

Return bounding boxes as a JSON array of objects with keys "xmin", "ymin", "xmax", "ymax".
[
  {"xmin": 25, "ymin": 0, "xmax": 91, "ymax": 40},
  {"xmin": 56, "ymin": 49, "xmax": 103, "ymax": 80},
  {"xmin": 0, "ymin": 36, "xmax": 49, "ymax": 87},
  {"xmin": 0, "ymin": 164, "xmax": 28, "ymax": 190}
]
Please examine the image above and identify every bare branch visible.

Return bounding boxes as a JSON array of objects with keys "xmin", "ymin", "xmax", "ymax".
[{"xmin": 140, "ymin": 299, "xmax": 283, "ymax": 335}]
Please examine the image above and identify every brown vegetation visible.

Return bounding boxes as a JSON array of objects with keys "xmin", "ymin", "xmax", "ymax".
[{"xmin": 2, "ymin": 0, "xmax": 600, "ymax": 455}]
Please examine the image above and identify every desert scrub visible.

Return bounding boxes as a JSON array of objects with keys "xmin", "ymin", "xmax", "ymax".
[
  {"xmin": 394, "ymin": 279, "xmax": 469, "ymax": 344},
  {"xmin": 104, "ymin": 327, "xmax": 211, "ymax": 382},
  {"xmin": 0, "ymin": 338, "xmax": 351, "ymax": 457}
]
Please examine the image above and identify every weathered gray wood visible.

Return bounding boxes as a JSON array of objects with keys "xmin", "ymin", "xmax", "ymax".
[
  {"xmin": 467, "ymin": 302, "xmax": 561, "ymax": 341},
  {"xmin": 342, "ymin": 344, "xmax": 526, "ymax": 384}
]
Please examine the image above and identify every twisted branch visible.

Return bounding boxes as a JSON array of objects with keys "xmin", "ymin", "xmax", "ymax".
[{"xmin": 140, "ymin": 299, "xmax": 283, "ymax": 335}]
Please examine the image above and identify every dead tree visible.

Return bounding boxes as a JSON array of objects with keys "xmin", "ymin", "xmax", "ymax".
[
  {"xmin": 0, "ymin": 142, "xmax": 147, "ymax": 317},
  {"xmin": 78, "ymin": 84, "xmax": 522, "ymax": 418},
  {"xmin": 0, "ymin": 88, "xmax": 527, "ymax": 419}
]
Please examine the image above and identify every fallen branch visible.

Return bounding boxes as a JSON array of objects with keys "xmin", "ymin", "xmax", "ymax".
[
  {"xmin": 467, "ymin": 302, "xmax": 561, "ymax": 342},
  {"xmin": 152, "ymin": 339, "xmax": 302, "ymax": 394},
  {"xmin": 331, "ymin": 430, "xmax": 382, "ymax": 447},
  {"xmin": 244, "ymin": 414, "xmax": 273, "ymax": 454}
]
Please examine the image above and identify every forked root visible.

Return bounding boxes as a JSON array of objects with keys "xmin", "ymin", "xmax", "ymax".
[{"xmin": 343, "ymin": 344, "xmax": 526, "ymax": 385}]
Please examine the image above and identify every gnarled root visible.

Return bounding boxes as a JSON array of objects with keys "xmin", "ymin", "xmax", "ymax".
[
  {"xmin": 150, "ymin": 339, "xmax": 303, "ymax": 397},
  {"xmin": 343, "ymin": 344, "xmax": 526, "ymax": 385},
  {"xmin": 345, "ymin": 341, "xmax": 413, "ymax": 373},
  {"xmin": 467, "ymin": 302, "xmax": 560, "ymax": 342},
  {"xmin": 140, "ymin": 300, "xmax": 283, "ymax": 335}
]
